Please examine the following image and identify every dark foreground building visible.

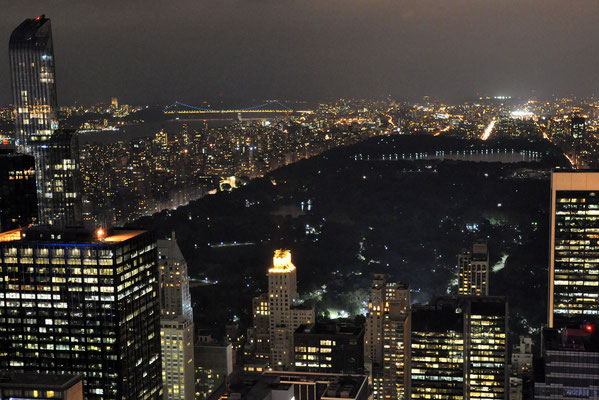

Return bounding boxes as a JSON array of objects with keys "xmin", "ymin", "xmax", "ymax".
[
  {"xmin": 294, "ymin": 322, "xmax": 364, "ymax": 374},
  {"xmin": 209, "ymin": 371, "xmax": 368, "ymax": 400},
  {"xmin": 0, "ymin": 150, "xmax": 37, "ymax": 231},
  {"xmin": 535, "ymin": 325, "xmax": 599, "ymax": 399},
  {"xmin": 0, "ymin": 226, "xmax": 162, "ymax": 399}
]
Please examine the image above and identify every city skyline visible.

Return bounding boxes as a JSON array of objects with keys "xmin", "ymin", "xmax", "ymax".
[
  {"xmin": 1, "ymin": 1, "xmax": 599, "ymax": 106},
  {"xmin": 3, "ymin": 6, "xmax": 599, "ymax": 400}
]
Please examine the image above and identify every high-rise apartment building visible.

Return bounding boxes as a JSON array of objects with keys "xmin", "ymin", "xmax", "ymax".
[
  {"xmin": 157, "ymin": 232, "xmax": 195, "ymax": 400},
  {"xmin": 250, "ymin": 293, "xmax": 270, "ymax": 361},
  {"xmin": 161, "ymin": 316, "xmax": 195, "ymax": 400},
  {"xmin": 411, "ymin": 296, "xmax": 508, "ymax": 400},
  {"xmin": 268, "ymin": 250, "xmax": 314, "ymax": 369},
  {"xmin": 572, "ymin": 114, "xmax": 586, "ymax": 165},
  {"xmin": 364, "ymin": 274, "xmax": 410, "ymax": 400},
  {"xmin": 549, "ymin": 172, "xmax": 599, "ymax": 329},
  {"xmin": 0, "ymin": 150, "xmax": 37, "ymax": 231},
  {"xmin": 458, "ymin": 240, "xmax": 489, "ymax": 296},
  {"xmin": 158, "ymin": 232, "xmax": 193, "ymax": 319},
  {"xmin": 0, "ymin": 226, "xmax": 162, "ymax": 400},
  {"xmin": 382, "ymin": 301, "xmax": 410, "ymax": 400},
  {"xmin": 9, "ymin": 16, "xmax": 81, "ymax": 227},
  {"xmin": 511, "ymin": 336, "xmax": 533, "ymax": 377}
]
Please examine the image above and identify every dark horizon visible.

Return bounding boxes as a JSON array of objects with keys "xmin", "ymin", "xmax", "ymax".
[{"xmin": 1, "ymin": 0, "xmax": 598, "ymax": 106}]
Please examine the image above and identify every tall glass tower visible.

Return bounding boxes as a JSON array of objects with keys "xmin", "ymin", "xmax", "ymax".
[{"xmin": 9, "ymin": 16, "xmax": 81, "ymax": 226}]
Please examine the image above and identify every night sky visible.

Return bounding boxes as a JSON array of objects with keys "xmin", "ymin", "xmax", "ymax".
[{"xmin": 1, "ymin": 0, "xmax": 598, "ymax": 106}]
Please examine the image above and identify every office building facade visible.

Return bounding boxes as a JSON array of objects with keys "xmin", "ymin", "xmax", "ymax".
[
  {"xmin": 549, "ymin": 172, "xmax": 599, "ymax": 328},
  {"xmin": 294, "ymin": 322, "xmax": 364, "ymax": 374},
  {"xmin": 0, "ymin": 227, "xmax": 162, "ymax": 399},
  {"xmin": 411, "ymin": 296, "xmax": 508, "ymax": 400}
]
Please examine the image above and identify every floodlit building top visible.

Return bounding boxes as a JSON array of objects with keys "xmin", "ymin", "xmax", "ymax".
[
  {"xmin": 0, "ymin": 226, "xmax": 147, "ymax": 244},
  {"xmin": 269, "ymin": 249, "xmax": 296, "ymax": 273}
]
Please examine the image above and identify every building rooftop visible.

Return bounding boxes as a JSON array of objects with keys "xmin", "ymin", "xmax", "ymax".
[
  {"xmin": 412, "ymin": 295, "xmax": 506, "ymax": 332},
  {"xmin": 269, "ymin": 249, "xmax": 296, "ymax": 273},
  {"xmin": 295, "ymin": 322, "xmax": 364, "ymax": 337},
  {"xmin": 321, "ymin": 377, "xmax": 366, "ymax": 400},
  {"xmin": 216, "ymin": 371, "xmax": 368, "ymax": 400},
  {"xmin": 9, "ymin": 15, "xmax": 52, "ymax": 46},
  {"xmin": 267, "ymin": 372, "xmax": 367, "ymax": 400},
  {"xmin": 0, "ymin": 226, "xmax": 147, "ymax": 244},
  {"xmin": 543, "ymin": 325, "xmax": 599, "ymax": 352},
  {"xmin": 0, "ymin": 372, "xmax": 81, "ymax": 390}
]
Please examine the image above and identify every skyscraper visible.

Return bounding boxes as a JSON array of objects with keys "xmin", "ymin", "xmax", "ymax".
[
  {"xmin": 157, "ymin": 232, "xmax": 195, "ymax": 400},
  {"xmin": 458, "ymin": 240, "xmax": 489, "ymax": 296},
  {"xmin": 549, "ymin": 171, "xmax": 599, "ymax": 329},
  {"xmin": 268, "ymin": 250, "xmax": 314, "ymax": 369},
  {"xmin": 411, "ymin": 296, "xmax": 508, "ymax": 400},
  {"xmin": 0, "ymin": 226, "xmax": 162, "ymax": 400},
  {"xmin": 572, "ymin": 114, "xmax": 586, "ymax": 165},
  {"xmin": 9, "ymin": 16, "xmax": 58, "ymax": 150},
  {"xmin": 364, "ymin": 274, "xmax": 410, "ymax": 400},
  {"xmin": 9, "ymin": 16, "xmax": 81, "ymax": 226},
  {"xmin": 382, "ymin": 301, "xmax": 410, "ymax": 400},
  {"xmin": 158, "ymin": 232, "xmax": 193, "ymax": 319},
  {"xmin": 161, "ymin": 316, "xmax": 195, "ymax": 400},
  {"xmin": 571, "ymin": 114, "xmax": 585, "ymax": 139}
]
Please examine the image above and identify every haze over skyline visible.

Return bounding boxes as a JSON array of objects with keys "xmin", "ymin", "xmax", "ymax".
[{"xmin": 1, "ymin": 0, "xmax": 598, "ymax": 106}]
